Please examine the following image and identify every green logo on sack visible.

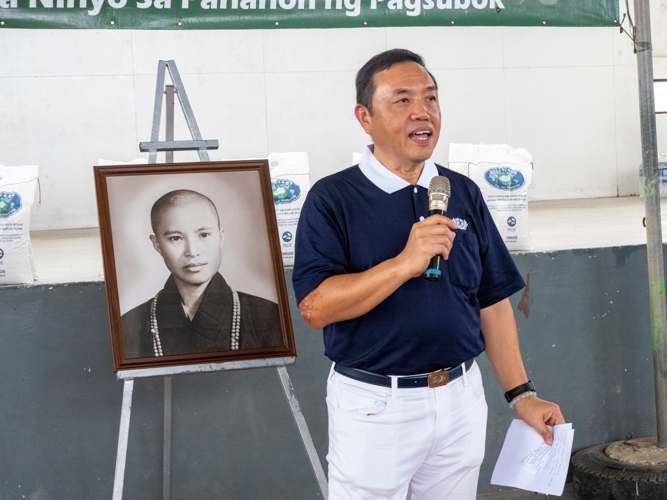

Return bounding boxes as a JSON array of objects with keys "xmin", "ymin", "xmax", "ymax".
[
  {"xmin": 484, "ymin": 167, "xmax": 525, "ymax": 191},
  {"xmin": 272, "ymin": 179, "xmax": 301, "ymax": 204},
  {"xmin": 0, "ymin": 192, "xmax": 22, "ymax": 218}
]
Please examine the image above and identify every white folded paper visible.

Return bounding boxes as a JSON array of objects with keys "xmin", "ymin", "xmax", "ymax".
[{"xmin": 491, "ymin": 419, "xmax": 574, "ymax": 496}]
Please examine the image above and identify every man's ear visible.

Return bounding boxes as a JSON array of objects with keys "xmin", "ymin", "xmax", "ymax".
[
  {"xmin": 150, "ymin": 234, "xmax": 162, "ymax": 256},
  {"xmin": 219, "ymin": 228, "xmax": 224, "ymax": 250},
  {"xmin": 354, "ymin": 104, "xmax": 373, "ymax": 135}
]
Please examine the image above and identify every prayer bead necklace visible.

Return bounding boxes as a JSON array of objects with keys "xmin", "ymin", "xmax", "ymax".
[{"xmin": 150, "ymin": 288, "xmax": 241, "ymax": 356}]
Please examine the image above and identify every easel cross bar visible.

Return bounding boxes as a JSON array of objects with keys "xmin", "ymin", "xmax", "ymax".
[{"xmin": 140, "ymin": 140, "xmax": 219, "ymax": 153}]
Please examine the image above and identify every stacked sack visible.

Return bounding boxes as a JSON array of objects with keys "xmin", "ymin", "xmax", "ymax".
[
  {"xmin": 448, "ymin": 144, "xmax": 532, "ymax": 251},
  {"xmin": 269, "ymin": 152, "xmax": 311, "ymax": 267},
  {"xmin": 0, "ymin": 165, "xmax": 39, "ymax": 285}
]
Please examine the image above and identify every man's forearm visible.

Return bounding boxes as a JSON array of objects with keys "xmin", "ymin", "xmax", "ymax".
[
  {"xmin": 481, "ymin": 298, "xmax": 529, "ymax": 391},
  {"xmin": 482, "ymin": 297, "xmax": 565, "ymax": 444},
  {"xmin": 298, "ymin": 257, "xmax": 411, "ymax": 329}
]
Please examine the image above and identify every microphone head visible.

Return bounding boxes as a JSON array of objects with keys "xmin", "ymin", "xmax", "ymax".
[
  {"xmin": 428, "ymin": 176, "xmax": 451, "ymax": 212},
  {"xmin": 428, "ymin": 176, "xmax": 451, "ymax": 198}
]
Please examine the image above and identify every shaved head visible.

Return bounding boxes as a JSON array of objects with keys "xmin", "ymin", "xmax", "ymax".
[{"xmin": 150, "ymin": 190, "xmax": 220, "ymax": 235}]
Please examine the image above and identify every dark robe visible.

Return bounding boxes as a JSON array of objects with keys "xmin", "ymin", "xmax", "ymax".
[{"xmin": 122, "ymin": 273, "xmax": 283, "ymax": 358}]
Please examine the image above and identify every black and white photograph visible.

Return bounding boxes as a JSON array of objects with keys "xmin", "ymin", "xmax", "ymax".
[{"xmin": 94, "ymin": 161, "xmax": 296, "ymax": 371}]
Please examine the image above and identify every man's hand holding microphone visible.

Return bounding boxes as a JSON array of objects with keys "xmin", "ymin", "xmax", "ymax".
[{"xmin": 395, "ymin": 176, "xmax": 457, "ymax": 281}]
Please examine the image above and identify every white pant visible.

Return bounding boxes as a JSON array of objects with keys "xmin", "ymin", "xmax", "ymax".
[{"xmin": 326, "ymin": 361, "xmax": 488, "ymax": 500}]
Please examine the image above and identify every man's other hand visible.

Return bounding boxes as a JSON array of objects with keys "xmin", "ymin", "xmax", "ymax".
[
  {"xmin": 396, "ymin": 215, "xmax": 458, "ymax": 279},
  {"xmin": 513, "ymin": 396, "xmax": 565, "ymax": 446}
]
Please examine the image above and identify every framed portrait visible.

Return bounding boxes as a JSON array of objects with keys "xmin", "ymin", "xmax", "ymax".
[{"xmin": 94, "ymin": 160, "xmax": 296, "ymax": 372}]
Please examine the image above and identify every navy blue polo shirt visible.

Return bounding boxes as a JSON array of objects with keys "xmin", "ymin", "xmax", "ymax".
[{"xmin": 292, "ymin": 146, "xmax": 525, "ymax": 375}]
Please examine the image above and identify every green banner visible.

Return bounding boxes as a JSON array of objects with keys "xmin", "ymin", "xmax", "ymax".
[{"xmin": 0, "ymin": 0, "xmax": 619, "ymax": 29}]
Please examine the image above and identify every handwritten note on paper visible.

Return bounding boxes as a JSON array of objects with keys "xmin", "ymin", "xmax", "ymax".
[
  {"xmin": 522, "ymin": 443, "xmax": 551, "ymax": 471},
  {"xmin": 491, "ymin": 420, "xmax": 574, "ymax": 496}
]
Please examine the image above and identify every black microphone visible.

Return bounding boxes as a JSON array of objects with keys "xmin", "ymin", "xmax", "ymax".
[{"xmin": 425, "ymin": 176, "xmax": 452, "ymax": 282}]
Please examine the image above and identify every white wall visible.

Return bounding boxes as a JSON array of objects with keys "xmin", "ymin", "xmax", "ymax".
[{"xmin": 1, "ymin": 0, "xmax": 666, "ymax": 230}]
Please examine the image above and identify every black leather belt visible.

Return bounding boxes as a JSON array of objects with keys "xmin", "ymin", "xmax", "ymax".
[{"xmin": 334, "ymin": 359, "xmax": 474, "ymax": 389}]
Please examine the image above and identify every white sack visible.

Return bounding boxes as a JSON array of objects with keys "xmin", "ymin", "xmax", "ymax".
[
  {"xmin": 269, "ymin": 152, "xmax": 311, "ymax": 267},
  {"xmin": 449, "ymin": 144, "xmax": 533, "ymax": 251},
  {"xmin": 0, "ymin": 165, "xmax": 39, "ymax": 285}
]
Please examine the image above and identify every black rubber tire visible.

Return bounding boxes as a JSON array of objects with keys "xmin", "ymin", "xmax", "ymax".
[{"xmin": 571, "ymin": 441, "xmax": 667, "ymax": 500}]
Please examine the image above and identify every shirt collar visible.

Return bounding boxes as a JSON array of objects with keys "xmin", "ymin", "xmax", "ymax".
[
  {"xmin": 358, "ymin": 144, "xmax": 439, "ymax": 194},
  {"xmin": 160, "ymin": 272, "xmax": 233, "ymax": 342}
]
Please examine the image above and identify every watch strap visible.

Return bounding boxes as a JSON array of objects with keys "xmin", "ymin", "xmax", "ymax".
[{"xmin": 504, "ymin": 381, "xmax": 535, "ymax": 402}]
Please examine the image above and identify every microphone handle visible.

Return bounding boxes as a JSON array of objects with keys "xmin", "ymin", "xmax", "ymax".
[{"xmin": 425, "ymin": 208, "xmax": 447, "ymax": 282}]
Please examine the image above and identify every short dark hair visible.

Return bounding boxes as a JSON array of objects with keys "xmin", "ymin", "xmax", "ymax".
[
  {"xmin": 150, "ymin": 189, "xmax": 220, "ymax": 235},
  {"xmin": 355, "ymin": 49, "xmax": 438, "ymax": 115}
]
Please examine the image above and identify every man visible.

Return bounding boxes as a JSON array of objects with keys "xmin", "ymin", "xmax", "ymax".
[
  {"xmin": 292, "ymin": 49, "xmax": 564, "ymax": 499},
  {"xmin": 122, "ymin": 189, "xmax": 283, "ymax": 358}
]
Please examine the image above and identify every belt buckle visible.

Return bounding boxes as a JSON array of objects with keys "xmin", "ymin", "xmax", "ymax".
[{"xmin": 427, "ymin": 370, "xmax": 449, "ymax": 388}]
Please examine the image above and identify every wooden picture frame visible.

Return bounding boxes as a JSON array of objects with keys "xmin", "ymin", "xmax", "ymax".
[{"xmin": 94, "ymin": 160, "xmax": 296, "ymax": 372}]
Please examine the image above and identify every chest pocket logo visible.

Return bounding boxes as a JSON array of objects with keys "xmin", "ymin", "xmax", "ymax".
[
  {"xmin": 447, "ymin": 231, "xmax": 482, "ymax": 293},
  {"xmin": 452, "ymin": 218, "xmax": 468, "ymax": 231}
]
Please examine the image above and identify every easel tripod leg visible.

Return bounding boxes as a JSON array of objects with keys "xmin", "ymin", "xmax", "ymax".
[
  {"xmin": 163, "ymin": 375, "xmax": 172, "ymax": 500},
  {"xmin": 112, "ymin": 378, "xmax": 135, "ymax": 500},
  {"xmin": 277, "ymin": 366, "xmax": 329, "ymax": 499}
]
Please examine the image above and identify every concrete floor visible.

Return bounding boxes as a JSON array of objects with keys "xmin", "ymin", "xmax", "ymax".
[
  {"xmin": 478, "ymin": 484, "xmax": 576, "ymax": 499},
  {"xmin": 524, "ymin": 196, "xmax": 663, "ymax": 253}
]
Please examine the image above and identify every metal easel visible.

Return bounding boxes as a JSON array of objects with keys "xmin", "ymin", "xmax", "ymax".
[{"xmin": 111, "ymin": 60, "xmax": 328, "ymax": 500}]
